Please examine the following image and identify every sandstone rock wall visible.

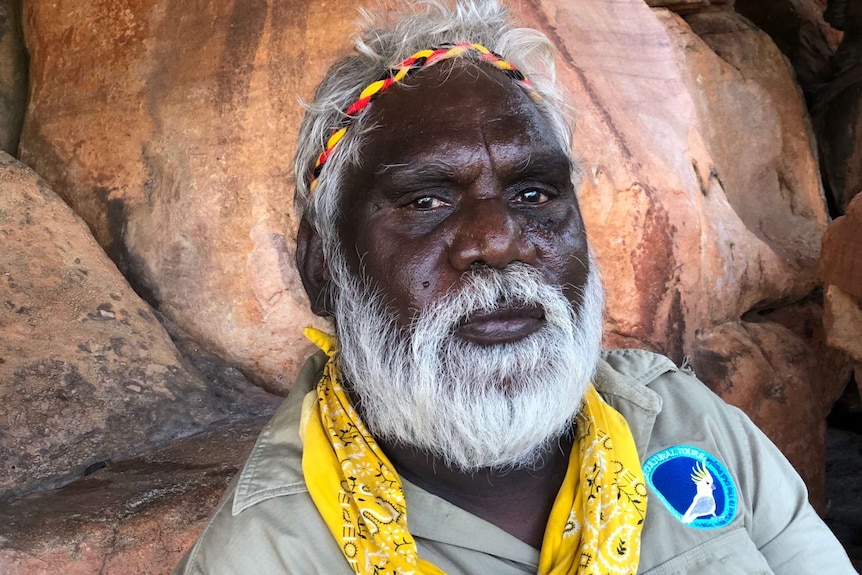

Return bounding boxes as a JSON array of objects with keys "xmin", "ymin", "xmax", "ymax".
[
  {"xmin": 19, "ymin": 0, "xmax": 347, "ymax": 394},
  {"xmin": 0, "ymin": 152, "xmax": 279, "ymax": 501}
]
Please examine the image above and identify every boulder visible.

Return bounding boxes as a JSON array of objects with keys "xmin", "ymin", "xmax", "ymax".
[
  {"xmin": 764, "ymin": 299, "xmax": 854, "ymax": 410},
  {"xmin": 0, "ymin": 419, "xmax": 265, "ymax": 575},
  {"xmin": 824, "ymin": 285, "xmax": 862, "ymax": 371},
  {"xmin": 0, "ymin": 0, "xmax": 26, "ymax": 155},
  {"xmin": 820, "ymin": 193, "xmax": 862, "ymax": 299},
  {"xmin": 19, "ymin": 0, "xmax": 344, "ymax": 394},
  {"xmin": 820, "ymin": 193, "xmax": 862, "ymax": 398},
  {"xmin": 681, "ymin": 9, "xmax": 828, "ymax": 282},
  {"xmin": 0, "ymin": 152, "xmax": 279, "ymax": 501}
]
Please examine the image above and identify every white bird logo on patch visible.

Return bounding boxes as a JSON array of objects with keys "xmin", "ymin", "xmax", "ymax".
[{"xmin": 681, "ymin": 461, "xmax": 717, "ymax": 524}]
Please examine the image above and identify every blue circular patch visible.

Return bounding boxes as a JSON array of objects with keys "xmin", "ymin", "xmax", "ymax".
[{"xmin": 643, "ymin": 445, "xmax": 737, "ymax": 529}]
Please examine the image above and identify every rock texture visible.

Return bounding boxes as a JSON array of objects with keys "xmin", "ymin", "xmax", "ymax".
[
  {"xmin": 0, "ymin": 0, "xmax": 27, "ymax": 154},
  {"xmin": 824, "ymin": 287, "xmax": 862, "ymax": 365},
  {"xmin": 0, "ymin": 152, "xmax": 279, "ymax": 501},
  {"xmin": 824, "ymin": 285, "xmax": 862, "ymax": 391},
  {"xmin": 645, "ymin": 0, "xmax": 732, "ymax": 16},
  {"xmin": 812, "ymin": 0, "xmax": 862, "ymax": 213},
  {"xmin": 764, "ymin": 299, "xmax": 854, "ymax": 411},
  {"xmin": 0, "ymin": 419, "xmax": 265, "ymax": 575},
  {"xmin": 19, "ymin": 0, "xmax": 342, "ymax": 394},
  {"xmin": 821, "ymin": 193, "xmax": 862, "ymax": 392},
  {"xmin": 821, "ymin": 193, "xmax": 862, "ymax": 300}
]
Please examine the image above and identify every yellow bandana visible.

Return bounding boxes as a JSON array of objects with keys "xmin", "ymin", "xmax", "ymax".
[{"xmin": 300, "ymin": 328, "xmax": 646, "ymax": 575}]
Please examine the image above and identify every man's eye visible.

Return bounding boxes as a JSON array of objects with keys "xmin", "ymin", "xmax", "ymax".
[
  {"xmin": 515, "ymin": 188, "xmax": 551, "ymax": 205},
  {"xmin": 410, "ymin": 196, "xmax": 445, "ymax": 210}
]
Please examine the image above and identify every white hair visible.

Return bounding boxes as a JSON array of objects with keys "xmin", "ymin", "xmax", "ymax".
[
  {"xmin": 293, "ymin": 0, "xmax": 574, "ymax": 263},
  {"xmin": 330, "ymin": 250, "xmax": 605, "ymax": 471}
]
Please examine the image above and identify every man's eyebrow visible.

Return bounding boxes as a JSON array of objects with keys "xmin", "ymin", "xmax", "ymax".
[
  {"xmin": 374, "ymin": 160, "xmax": 459, "ymax": 182},
  {"xmin": 513, "ymin": 150, "xmax": 574, "ymax": 177}
]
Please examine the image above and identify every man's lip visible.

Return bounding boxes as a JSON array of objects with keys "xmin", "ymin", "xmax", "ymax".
[{"xmin": 455, "ymin": 305, "xmax": 544, "ymax": 345}]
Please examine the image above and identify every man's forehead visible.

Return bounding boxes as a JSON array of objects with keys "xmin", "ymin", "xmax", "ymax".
[
  {"xmin": 302, "ymin": 40, "xmax": 549, "ymax": 197},
  {"xmin": 352, "ymin": 62, "xmax": 563, "ymax": 165},
  {"xmin": 371, "ymin": 148, "xmax": 572, "ymax": 185},
  {"xmin": 363, "ymin": 62, "xmax": 539, "ymax": 121}
]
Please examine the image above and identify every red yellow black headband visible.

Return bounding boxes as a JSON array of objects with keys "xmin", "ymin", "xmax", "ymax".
[{"xmin": 307, "ymin": 42, "xmax": 540, "ymax": 192}]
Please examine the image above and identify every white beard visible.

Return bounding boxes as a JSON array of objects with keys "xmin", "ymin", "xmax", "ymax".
[{"xmin": 330, "ymin": 255, "xmax": 605, "ymax": 472}]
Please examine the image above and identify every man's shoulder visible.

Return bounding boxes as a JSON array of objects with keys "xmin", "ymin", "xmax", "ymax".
[
  {"xmin": 599, "ymin": 347, "xmax": 679, "ymax": 385},
  {"xmin": 227, "ymin": 350, "xmax": 331, "ymax": 514},
  {"xmin": 174, "ymin": 475, "xmax": 346, "ymax": 575},
  {"xmin": 595, "ymin": 348, "xmax": 678, "ymax": 417},
  {"xmin": 595, "ymin": 347, "xmax": 757, "ymax": 466},
  {"xmin": 174, "ymin": 347, "xmax": 349, "ymax": 574},
  {"xmin": 597, "ymin": 347, "xmax": 732, "ymax": 418}
]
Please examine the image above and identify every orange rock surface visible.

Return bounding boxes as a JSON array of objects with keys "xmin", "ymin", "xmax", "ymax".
[
  {"xmin": 0, "ymin": 420, "xmax": 265, "ymax": 575},
  {"xmin": 0, "ymin": 151, "xmax": 278, "ymax": 501}
]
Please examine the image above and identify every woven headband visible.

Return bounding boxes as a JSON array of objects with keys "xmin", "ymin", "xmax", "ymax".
[{"xmin": 307, "ymin": 42, "xmax": 540, "ymax": 192}]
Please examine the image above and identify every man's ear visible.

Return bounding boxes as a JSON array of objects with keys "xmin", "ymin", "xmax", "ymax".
[{"xmin": 296, "ymin": 215, "xmax": 334, "ymax": 317}]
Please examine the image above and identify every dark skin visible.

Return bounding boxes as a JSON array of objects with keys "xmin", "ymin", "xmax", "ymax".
[{"xmin": 296, "ymin": 63, "xmax": 591, "ymax": 549}]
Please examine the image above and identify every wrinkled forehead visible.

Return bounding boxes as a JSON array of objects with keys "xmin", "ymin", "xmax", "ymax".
[{"xmin": 343, "ymin": 61, "xmax": 569, "ymax": 189}]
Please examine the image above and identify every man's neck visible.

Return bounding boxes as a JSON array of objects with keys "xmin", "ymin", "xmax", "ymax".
[{"xmin": 377, "ymin": 433, "xmax": 575, "ymax": 550}]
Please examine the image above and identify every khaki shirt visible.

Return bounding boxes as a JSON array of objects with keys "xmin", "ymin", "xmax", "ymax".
[{"xmin": 175, "ymin": 349, "xmax": 857, "ymax": 574}]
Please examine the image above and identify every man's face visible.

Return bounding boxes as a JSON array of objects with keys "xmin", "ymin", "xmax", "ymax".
[
  {"xmin": 336, "ymin": 63, "xmax": 591, "ymax": 337},
  {"xmin": 319, "ymin": 63, "xmax": 603, "ymax": 471}
]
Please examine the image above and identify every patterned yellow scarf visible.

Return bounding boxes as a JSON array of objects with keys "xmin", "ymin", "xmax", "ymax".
[{"xmin": 300, "ymin": 328, "xmax": 646, "ymax": 575}]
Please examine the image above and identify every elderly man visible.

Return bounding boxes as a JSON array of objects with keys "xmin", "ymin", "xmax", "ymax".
[{"xmin": 175, "ymin": 1, "xmax": 856, "ymax": 573}]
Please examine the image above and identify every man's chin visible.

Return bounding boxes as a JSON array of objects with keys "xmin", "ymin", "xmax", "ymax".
[{"xmin": 367, "ymin": 353, "xmax": 590, "ymax": 472}]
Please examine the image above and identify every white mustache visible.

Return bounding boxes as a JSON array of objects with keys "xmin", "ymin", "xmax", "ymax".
[{"xmin": 410, "ymin": 263, "xmax": 577, "ymax": 354}]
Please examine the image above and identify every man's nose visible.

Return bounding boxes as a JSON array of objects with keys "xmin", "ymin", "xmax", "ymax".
[{"xmin": 447, "ymin": 198, "xmax": 537, "ymax": 271}]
